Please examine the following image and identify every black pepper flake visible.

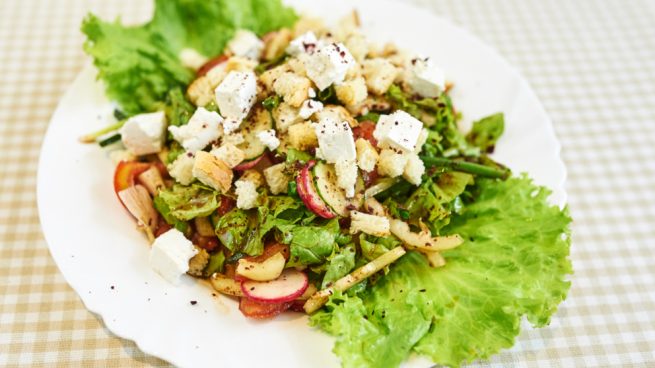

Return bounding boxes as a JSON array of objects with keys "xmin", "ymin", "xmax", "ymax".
[
  {"xmin": 212, "ymin": 293, "xmax": 217, "ymax": 297},
  {"xmin": 419, "ymin": 289, "xmax": 426, "ymax": 292},
  {"xmin": 339, "ymin": 51, "xmax": 346, "ymax": 57},
  {"xmin": 110, "ymin": 285, "xmax": 115, "ymax": 290},
  {"xmin": 250, "ymin": 287, "xmax": 255, "ymax": 291},
  {"xmin": 186, "ymin": 152, "xmax": 194, "ymax": 157},
  {"xmin": 190, "ymin": 300, "xmax": 197, "ymax": 305}
]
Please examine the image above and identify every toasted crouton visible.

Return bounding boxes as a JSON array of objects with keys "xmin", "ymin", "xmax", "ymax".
[
  {"xmin": 355, "ymin": 138, "xmax": 379, "ymax": 172},
  {"xmin": 335, "ymin": 76, "xmax": 368, "ymax": 107},
  {"xmin": 288, "ymin": 121, "xmax": 318, "ymax": 150},
  {"xmin": 192, "ymin": 151, "xmax": 233, "ymax": 193},
  {"xmin": 273, "ymin": 72, "xmax": 312, "ymax": 107},
  {"xmin": 210, "ymin": 143, "xmax": 245, "ymax": 168},
  {"xmin": 377, "ymin": 149, "xmax": 409, "ymax": 178},
  {"xmin": 263, "ymin": 163, "xmax": 290, "ymax": 195},
  {"xmin": 362, "ymin": 58, "xmax": 399, "ymax": 95},
  {"xmin": 403, "ymin": 153, "xmax": 425, "ymax": 186}
]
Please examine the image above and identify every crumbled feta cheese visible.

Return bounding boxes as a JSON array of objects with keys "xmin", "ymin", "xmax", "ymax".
[
  {"xmin": 313, "ymin": 116, "xmax": 356, "ymax": 163},
  {"xmin": 308, "ymin": 88, "xmax": 317, "ymax": 98},
  {"xmin": 304, "ymin": 42, "xmax": 356, "ymax": 91},
  {"xmin": 286, "ymin": 31, "xmax": 320, "ymax": 56},
  {"xmin": 373, "ymin": 110, "xmax": 423, "ymax": 152},
  {"xmin": 226, "ymin": 29, "xmax": 264, "ymax": 60},
  {"xmin": 210, "ymin": 143, "xmax": 245, "ymax": 168},
  {"xmin": 299, "ymin": 99, "xmax": 324, "ymax": 119},
  {"xmin": 214, "ymin": 71, "xmax": 258, "ymax": 132},
  {"xmin": 403, "ymin": 153, "xmax": 425, "ymax": 186},
  {"xmin": 256, "ymin": 129, "xmax": 280, "ymax": 151},
  {"xmin": 149, "ymin": 228, "xmax": 198, "ymax": 285},
  {"xmin": 119, "ymin": 111, "xmax": 167, "ymax": 156},
  {"xmin": 168, "ymin": 107, "xmax": 222, "ymax": 153},
  {"xmin": 406, "ymin": 56, "xmax": 445, "ymax": 98},
  {"xmin": 179, "ymin": 48, "xmax": 208, "ymax": 70},
  {"xmin": 167, "ymin": 152, "xmax": 196, "ymax": 185},
  {"xmin": 335, "ymin": 159, "xmax": 358, "ymax": 198},
  {"xmin": 235, "ymin": 179, "xmax": 258, "ymax": 209},
  {"xmin": 263, "ymin": 163, "xmax": 290, "ymax": 195},
  {"xmin": 349, "ymin": 211, "xmax": 390, "ymax": 237}
]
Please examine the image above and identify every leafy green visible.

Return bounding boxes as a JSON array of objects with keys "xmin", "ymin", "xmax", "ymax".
[
  {"xmin": 285, "ymin": 148, "xmax": 312, "ymax": 164},
  {"xmin": 322, "ymin": 245, "xmax": 356, "ymax": 288},
  {"xmin": 358, "ymin": 234, "xmax": 401, "ymax": 262},
  {"xmin": 82, "ymin": 0, "xmax": 298, "ymax": 114},
  {"xmin": 165, "ymin": 87, "xmax": 195, "ymax": 127},
  {"xmin": 466, "ymin": 113, "xmax": 504, "ymax": 153},
  {"xmin": 311, "ymin": 176, "xmax": 572, "ymax": 368},
  {"xmin": 155, "ymin": 184, "xmax": 219, "ymax": 221},
  {"xmin": 152, "ymin": 195, "xmax": 188, "ymax": 233},
  {"xmin": 288, "ymin": 220, "xmax": 340, "ymax": 266},
  {"xmin": 262, "ymin": 95, "xmax": 281, "ymax": 111},
  {"xmin": 214, "ymin": 208, "xmax": 251, "ymax": 253},
  {"xmin": 203, "ymin": 251, "xmax": 225, "ymax": 277}
]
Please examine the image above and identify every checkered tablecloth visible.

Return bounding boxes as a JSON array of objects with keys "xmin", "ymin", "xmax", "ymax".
[{"xmin": 1, "ymin": 0, "xmax": 653, "ymax": 366}]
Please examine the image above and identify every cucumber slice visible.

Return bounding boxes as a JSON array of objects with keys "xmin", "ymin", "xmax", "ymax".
[
  {"xmin": 238, "ymin": 107, "xmax": 274, "ymax": 160},
  {"xmin": 313, "ymin": 162, "xmax": 349, "ymax": 217}
]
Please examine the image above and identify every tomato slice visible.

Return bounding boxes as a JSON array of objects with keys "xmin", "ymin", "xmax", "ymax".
[
  {"xmin": 352, "ymin": 121, "xmax": 377, "ymax": 147},
  {"xmin": 192, "ymin": 233, "xmax": 220, "ymax": 252},
  {"xmin": 239, "ymin": 297, "xmax": 292, "ymax": 319},
  {"xmin": 196, "ymin": 54, "xmax": 228, "ymax": 77},
  {"xmin": 216, "ymin": 196, "xmax": 236, "ymax": 216},
  {"xmin": 114, "ymin": 161, "xmax": 151, "ymax": 194}
]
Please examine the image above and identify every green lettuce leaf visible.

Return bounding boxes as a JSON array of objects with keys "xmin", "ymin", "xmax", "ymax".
[
  {"xmin": 311, "ymin": 176, "xmax": 572, "ymax": 368},
  {"xmin": 82, "ymin": 0, "xmax": 297, "ymax": 114},
  {"xmin": 155, "ymin": 184, "xmax": 219, "ymax": 221},
  {"xmin": 288, "ymin": 220, "xmax": 340, "ymax": 266},
  {"xmin": 322, "ymin": 245, "xmax": 356, "ymax": 288},
  {"xmin": 214, "ymin": 208, "xmax": 251, "ymax": 253},
  {"xmin": 466, "ymin": 113, "xmax": 504, "ymax": 153}
]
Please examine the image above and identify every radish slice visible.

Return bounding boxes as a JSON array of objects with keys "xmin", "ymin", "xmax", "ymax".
[
  {"xmin": 241, "ymin": 269, "xmax": 308, "ymax": 304},
  {"xmin": 236, "ymin": 252, "xmax": 286, "ymax": 281},
  {"xmin": 296, "ymin": 161, "xmax": 335, "ymax": 219},
  {"xmin": 233, "ymin": 154, "xmax": 264, "ymax": 171},
  {"xmin": 239, "ymin": 297, "xmax": 291, "ymax": 319}
]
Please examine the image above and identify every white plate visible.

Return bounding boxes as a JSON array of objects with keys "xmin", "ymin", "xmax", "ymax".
[{"xmin": 37, "ymin": 0, "xmax": 567, "ymax": 367}]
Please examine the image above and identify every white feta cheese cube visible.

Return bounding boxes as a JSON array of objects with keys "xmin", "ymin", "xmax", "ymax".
[
  {"xmin": 373, "ymin": 110, "xmax": 423, "ymax": 152},
  {"xmin": 335, "ymin": 159, "xmax": 357, "ymax": 198},
  {"xmin": 406, "ymin": 56, "xmax": 445, "ymax": 98},
  {"xmin": 168, "ymin": 107, "xmax": 223, "ymax": 152},
  {"xmin": 256, "ymin": 129, "xmax": 280, "ymax": 151},
  {"xmin": 313, "ymin": 116, "xmax": 356, "ymax": 164},
  {"xmin": 179, "ymin": 48, "xmax": 208, "ymax": 70},
  {"xmin": 214, "ymin": 71, "xmax": 258, "ymax": 132},
  {"xmin": 308, "ymin": 88, "xmax": 317, "ymax": 98},
  {"xmin": 226, "ymin": 29, "xmax": 264, "ymax": 60},
  {"xmin": 167, "ymin": 152, "xmax": 196, "ymax": 185},
  {"xmin": 304, "ymin": 42, "xmax": 356, "ymax": 91},
  {"xmin": 235, "ymin": 179, "xmax": 258, "ymax": 210},
  {"xmin": 286, "ymin": 31, "xmax": 320, "ymax": 56},
  {"xmin": 119, "ymin": 111, "xmax": 167, "ymax": 156},
  {"xmin": 298, "ymin": 99, "xmax": 324, "ymax": 119},
  {"xmin": 149, "ymin": 228, "xmax": 198, "ymax": 285}
]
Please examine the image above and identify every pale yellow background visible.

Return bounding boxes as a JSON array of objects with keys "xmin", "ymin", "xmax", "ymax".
[{"xmin": 1, "ymin": 0, "xmax": 654, "ymax": 366}]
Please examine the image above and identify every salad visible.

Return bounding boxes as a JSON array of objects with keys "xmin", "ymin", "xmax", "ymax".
[{"xmin": 80, "ymin": 1, "xmax": 572, "ymax": 367}]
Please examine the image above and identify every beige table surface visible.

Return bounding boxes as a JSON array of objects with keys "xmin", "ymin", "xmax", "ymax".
[{"xmin": 1, "ymin": 0, "xmax": 654, "ymax": 366}]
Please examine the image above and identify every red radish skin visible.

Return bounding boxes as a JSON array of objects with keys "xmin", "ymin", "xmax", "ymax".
[
  {"xmin": 114, "ymin": 161, "xmax": 150, "ymax": 194},
  {"xmin": 233, "ymin": 155, "xmax": 265, "ymax": 171},
  {"xmin": 239, "ymin": 297, "xmax": 292, "ymax": 319},
  {"xmin": 196, "ymin": 54, "xmax": 228, "ymax": 77},
  {"xmin": 352, "ymin": 121, "xmax": 377, "ymax": 147},
  {"xmin": 296, "ymin": 161, "xmax": 336, "ymax": 219},
  {"xmin": 241, "ymin": 269, "xmax": 309, "ymax": 304}
]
